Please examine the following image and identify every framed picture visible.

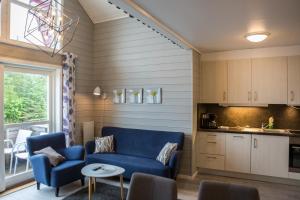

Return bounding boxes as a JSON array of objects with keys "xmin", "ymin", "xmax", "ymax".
[
  {"xmin": 113, "ymin": 89, "xmax": 126, "ymax": 104},
  {"xmin": 144, "ymin": 88, "xmax": 162, "ymax": 104},
  {"xmin": 126, "ymin": 88, "xmax": 143, "ymax": 104}
]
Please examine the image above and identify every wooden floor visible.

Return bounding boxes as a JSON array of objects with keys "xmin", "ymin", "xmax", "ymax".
[
  {"xmin": 177, "ymin": 174, "xmax": 300, "ymax": 200},
  {"xmin": 1, "ymin": 174, "xmax": 300, "ymax": 200}
]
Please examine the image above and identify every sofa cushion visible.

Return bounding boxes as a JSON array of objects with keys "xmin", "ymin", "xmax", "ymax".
[
  {"xmin": 95, "ymin": 135, "xmax": 114, "ymax": 153},
  {"xmin": 50, "ymin": 160, "xmax": 85, "ymax": 187},
  {"xmin": 156, "ymin": 142, "xmax": 178, "ymax": 165},
  {"xmin": 102, "ymin": 127, "xmax": 184, "ymax": 159},
  {"xmin": 86, "ymin": 153, "xmax": 170, "ymax": 179}
]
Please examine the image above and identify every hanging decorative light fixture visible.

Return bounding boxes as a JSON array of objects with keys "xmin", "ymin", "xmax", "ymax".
[{"xmin": 24, "ymin": 0, "xmax": 80, "ymax": 57}]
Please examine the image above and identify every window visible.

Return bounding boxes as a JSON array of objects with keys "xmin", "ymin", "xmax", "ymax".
[
  {"xmin": 0, "ymin": 0, "xmax": 62, "ymax": 49},
  {"xmin": 4, "ymin": 71, "xmax": 49, "ymax": 124},
  {"xmin": 2, "ymin": 64, "xmax": 62, "ymax": 178}
]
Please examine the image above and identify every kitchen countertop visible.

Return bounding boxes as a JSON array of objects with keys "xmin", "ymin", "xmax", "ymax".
[{"xmin": 198, "ymin": 127, "xmax": 300, "ymax": 137}]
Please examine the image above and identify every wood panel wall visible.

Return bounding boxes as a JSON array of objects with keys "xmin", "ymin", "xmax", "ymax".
[{"xmin": 93, "ymin": 17, "xmax": 195, "ymax": 174}]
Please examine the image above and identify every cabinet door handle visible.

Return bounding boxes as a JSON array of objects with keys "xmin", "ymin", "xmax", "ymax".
[
  {"xmin": 233, "ymin": 135, "xmax": 244, "ymax": 139},
  {"xmin": 254, "ymin": 138, "xmax": 258, "ymax": 148},
  {"xmin": 290, "ymin": 91, "xmax": 295, "ymax": 102},
  {"xmin": 207, "ymin": 156, "xmax": 217, "ymax": 159},
  {"xmin": 223, "ymin": 91, "xmax": 226, "ymax": 102},
  {"xmin": 248, "ymin": 91, "xmax": 252, "ymax": 101},
  {"xmin": 207, "ymin": 141, "xmax": 217, "ymax": 144},
  {"xmin": 254, "ymin": 91, "xmax": 258, "ymax": 101}
]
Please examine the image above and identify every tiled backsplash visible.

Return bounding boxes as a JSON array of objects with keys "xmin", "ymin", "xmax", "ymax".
[{"xmin": 198, "ymin": 104, "xmax": 300, "ymax": 130}]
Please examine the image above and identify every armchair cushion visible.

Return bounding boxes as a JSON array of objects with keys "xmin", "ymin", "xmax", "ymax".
[
  {"xmin": 50, "ymin": 160, "xmax": 85, "ymax": 187},
  {"xmin": 61, "ymin": 145, "xmax": 85, "ymax": 161},
  {"xmin": 34, "ymin": 146, "xmax": 65, "ymax": 166}
]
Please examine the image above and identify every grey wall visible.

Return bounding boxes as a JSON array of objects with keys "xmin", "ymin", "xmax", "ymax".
[
  {"xmin": 64, "ymin": 0, "xmax": 95, "ymax": 144},
  {"xmin": 93, "ymin": 17, "xmax": 195, "ymax": 175}
]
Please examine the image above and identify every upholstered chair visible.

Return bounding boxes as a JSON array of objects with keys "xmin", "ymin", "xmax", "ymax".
[
  {"xmin": 197, "ymin": 180, "xmax": 260, "ymax": 200},
  {"xmin": 27, "ymin": 133, "xmax": 85, "ymax": 197},
  {"xmin": 127, "ymin": 173, "xmax": 177, "ymax": 200}
]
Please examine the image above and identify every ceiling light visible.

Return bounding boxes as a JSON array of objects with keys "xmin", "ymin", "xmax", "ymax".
[{"xmin": 245, "ymin": 32, "xmax": 270, "ymax": 43}]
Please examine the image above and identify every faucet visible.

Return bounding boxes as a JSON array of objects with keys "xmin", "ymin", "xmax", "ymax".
[{"xmin": 261, "ymin": 122, "xmax": 268, "ymax": 129}]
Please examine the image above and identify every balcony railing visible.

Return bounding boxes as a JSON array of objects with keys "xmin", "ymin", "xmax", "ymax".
[{"xmin": 4, "ymin": 121, "xmax": 49, "ymax": 177}]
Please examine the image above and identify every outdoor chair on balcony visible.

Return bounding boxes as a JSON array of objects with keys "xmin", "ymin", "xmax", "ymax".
[{"xmin": 4, "ymin": 129, "xmax": 32, "ymax": 174}]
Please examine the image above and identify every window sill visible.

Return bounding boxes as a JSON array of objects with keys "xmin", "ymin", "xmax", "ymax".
[{"xmin": 0, "ymin": 38, "xmax": 63, "ymax": 55}]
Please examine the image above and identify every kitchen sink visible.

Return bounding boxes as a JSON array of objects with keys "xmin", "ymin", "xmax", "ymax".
[{"xmin": 262, "ymin": 128, "xmax": 290, "ymax": 133}]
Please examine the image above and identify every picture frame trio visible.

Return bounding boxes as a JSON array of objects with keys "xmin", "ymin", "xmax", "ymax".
[{"xmin": 113, "ymin": 88, "xmax": 162, "ymax": 104}]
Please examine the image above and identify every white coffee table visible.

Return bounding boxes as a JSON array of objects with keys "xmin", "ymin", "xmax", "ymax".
[{"xmin": 81, "ymin": 163, "xmax": 125, "ymax": 200}]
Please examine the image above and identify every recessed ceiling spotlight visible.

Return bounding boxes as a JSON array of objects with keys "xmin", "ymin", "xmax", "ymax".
[{"xmin": 245, "ymin": 32, "xmax": 270, "ymax": 43}]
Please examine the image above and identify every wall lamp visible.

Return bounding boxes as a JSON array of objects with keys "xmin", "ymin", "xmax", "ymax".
[{"xmin": 93, "ymin": 86, "xmax": 107, "ymax": 99}]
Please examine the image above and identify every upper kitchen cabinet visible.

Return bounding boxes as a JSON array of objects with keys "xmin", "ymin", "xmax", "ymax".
[
  {"xmin": 228, "ymin": 59, "xmax": 252, "ymax": 104},
  {"xmin": 200, "ymin": 61, "xmax": 227, "ymax": 103},
  {"xmin": 252, "ymin": 57, "xmax": 288, "ymax": 104},
  {"xmin": 288, "ymin": 56, "xmax": 300, "ymax": 105}
]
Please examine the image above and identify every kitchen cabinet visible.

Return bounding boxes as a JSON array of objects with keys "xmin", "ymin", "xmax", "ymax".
[
  {"xmin": 197, "ymin": 132, "xmax": 226, "ymax": 170},
  {"xmin": 198, "ymin": 132, "xmax": 226, "ymax": 155},
  {"xmin": 200, "ymin": 61, "xmax": 227, "ymax": 104},
  {"xmin": 228, "ymin": 59, "xmax": 252, "ymax": 104},
  {"xmin": 198, "ymin": 154, "xmax": 225, "ymax": 170},
  {"xmin": 251, "ymin": 135, "xmax": 289, "ymax": 178},
  {"xmin": 252, "ymin": 57, "xmax": 288, "ymax": 104},
  {"xmin": 225, "ymin": 134, "xmax": 251, "ymax": 173},
  {"xmin": 288, "ymin": 56, "xmax": 300, "ymax": 105}
]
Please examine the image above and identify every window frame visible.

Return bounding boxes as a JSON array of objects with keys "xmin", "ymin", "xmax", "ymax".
[
  {"xmin": 0, "ymin": 0, "xmax": 64, "ymax": 53},
  {"xmin": 0, "ymin": 56, "xmax": 62, "ymax": 188}
]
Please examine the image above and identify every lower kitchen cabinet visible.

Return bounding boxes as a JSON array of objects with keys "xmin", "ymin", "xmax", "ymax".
[
  {"xmin": 251, "ymin": 135, "xmax": 289, "ymax": 178},
  {"xmin": 198, "ymin": 154, "xmax": 225, "ymax": 170},
  {"xmin": 225, "ymin": 134, "xmax": 251, "ymax": 173},
  {"xmin": 197, "ymin": 131, "xmax": 290, "ymax": 179}
]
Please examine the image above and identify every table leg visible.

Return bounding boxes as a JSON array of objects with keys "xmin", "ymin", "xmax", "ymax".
[
  {"xmin": 120, "ymin": 175, "xmax": 124, "ymax": 200},
  {"xmin": 93, "ymin": 177, "xmax": 96, "ymax": 192},
  {"xmin": 89, "ymin": 177, "xmax": 92, "ymax": 200}
]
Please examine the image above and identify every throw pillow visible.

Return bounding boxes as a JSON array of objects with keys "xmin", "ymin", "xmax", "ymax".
[
  {"xmin": 34, "ymin": 146, "xmax": 65, "ymax": 166},
  {"xmin": 156, "ymin": 142, "xmax": 178, "ymax": 165},
  {"xmin": 94, "ymin": 135, "xmax": 114, "ymax": 153}
]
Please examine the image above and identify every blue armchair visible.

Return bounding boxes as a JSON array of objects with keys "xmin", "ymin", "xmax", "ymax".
[{"xmin": 27, "ymin": 133, "xmax": 85, "ymax": 197}]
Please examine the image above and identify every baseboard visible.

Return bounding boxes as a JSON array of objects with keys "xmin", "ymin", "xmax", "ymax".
[
  {"xmin": 198, "ymin": 168, "xmax": 300, "ymax": 186},
  {"xmin": 177, "ymin": 170, "xmax": 199, "ymax": 181}
]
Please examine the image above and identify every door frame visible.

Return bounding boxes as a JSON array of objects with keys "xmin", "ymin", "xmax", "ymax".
[
  {"xmin": 0, "ymin": 57, "xmax": 61, "ymax": 189},
  {"xmin": 0, "ymin": 64, "xmax": 5, "ymax": 192}
]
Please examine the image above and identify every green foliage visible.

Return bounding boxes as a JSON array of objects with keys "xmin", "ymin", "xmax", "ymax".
[{"xmin": 4, "ymin": 72, "xmax": 48, "ymax": 124}]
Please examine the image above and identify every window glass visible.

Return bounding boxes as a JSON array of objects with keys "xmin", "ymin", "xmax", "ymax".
[
  {"xmin": 10, "ymin": 0, "xmax": 62, "ymax": 48},
  {"xmin": 4, "ymin": 71, "xmax": 49, "ymax": 124}
]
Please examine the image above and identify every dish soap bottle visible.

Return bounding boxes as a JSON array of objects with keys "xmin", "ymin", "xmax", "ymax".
[{"xmin": 268, "ymin": 116, "xmax": 274, "ymax": 129}]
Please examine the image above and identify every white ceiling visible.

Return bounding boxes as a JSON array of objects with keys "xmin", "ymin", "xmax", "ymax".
[
  {"xmin": 78, "ymin": 0, "xmax": 127, "ymax": 24},
  {"xmin": 132, "ymin": 0, "xmax": 300, "ymax": 52}
]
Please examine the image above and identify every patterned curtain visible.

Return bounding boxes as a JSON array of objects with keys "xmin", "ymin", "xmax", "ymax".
[{"xmin": 62, "ymin": 52, "xmax": 77, "ymax": 146}]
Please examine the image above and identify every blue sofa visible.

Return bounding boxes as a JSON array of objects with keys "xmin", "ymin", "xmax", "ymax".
[
  {"xmin": 85, "ymin": 127, "xmax": 184, "ymax": 179},
  {"xmin": 27, "ymin": 133, "xmax": 85, "ymax": 197}
]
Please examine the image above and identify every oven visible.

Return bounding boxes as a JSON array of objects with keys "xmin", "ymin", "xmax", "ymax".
[{"xmin": 289, "ymin": 137, "xmax": 300, "ymax": 172}]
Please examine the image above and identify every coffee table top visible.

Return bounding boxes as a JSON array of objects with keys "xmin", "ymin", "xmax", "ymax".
[{"xmin": 81, "ymin": 163, "xmax": 125, "ymax": 178}]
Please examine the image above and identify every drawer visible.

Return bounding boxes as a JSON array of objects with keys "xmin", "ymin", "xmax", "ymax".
[
  {"xmin": 198, "ymin": 132, "xmax": 226, "ymax": 155},
  {"xmin": 197, "ymin": 154, "xmax": 225, "ymax": 170}
]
